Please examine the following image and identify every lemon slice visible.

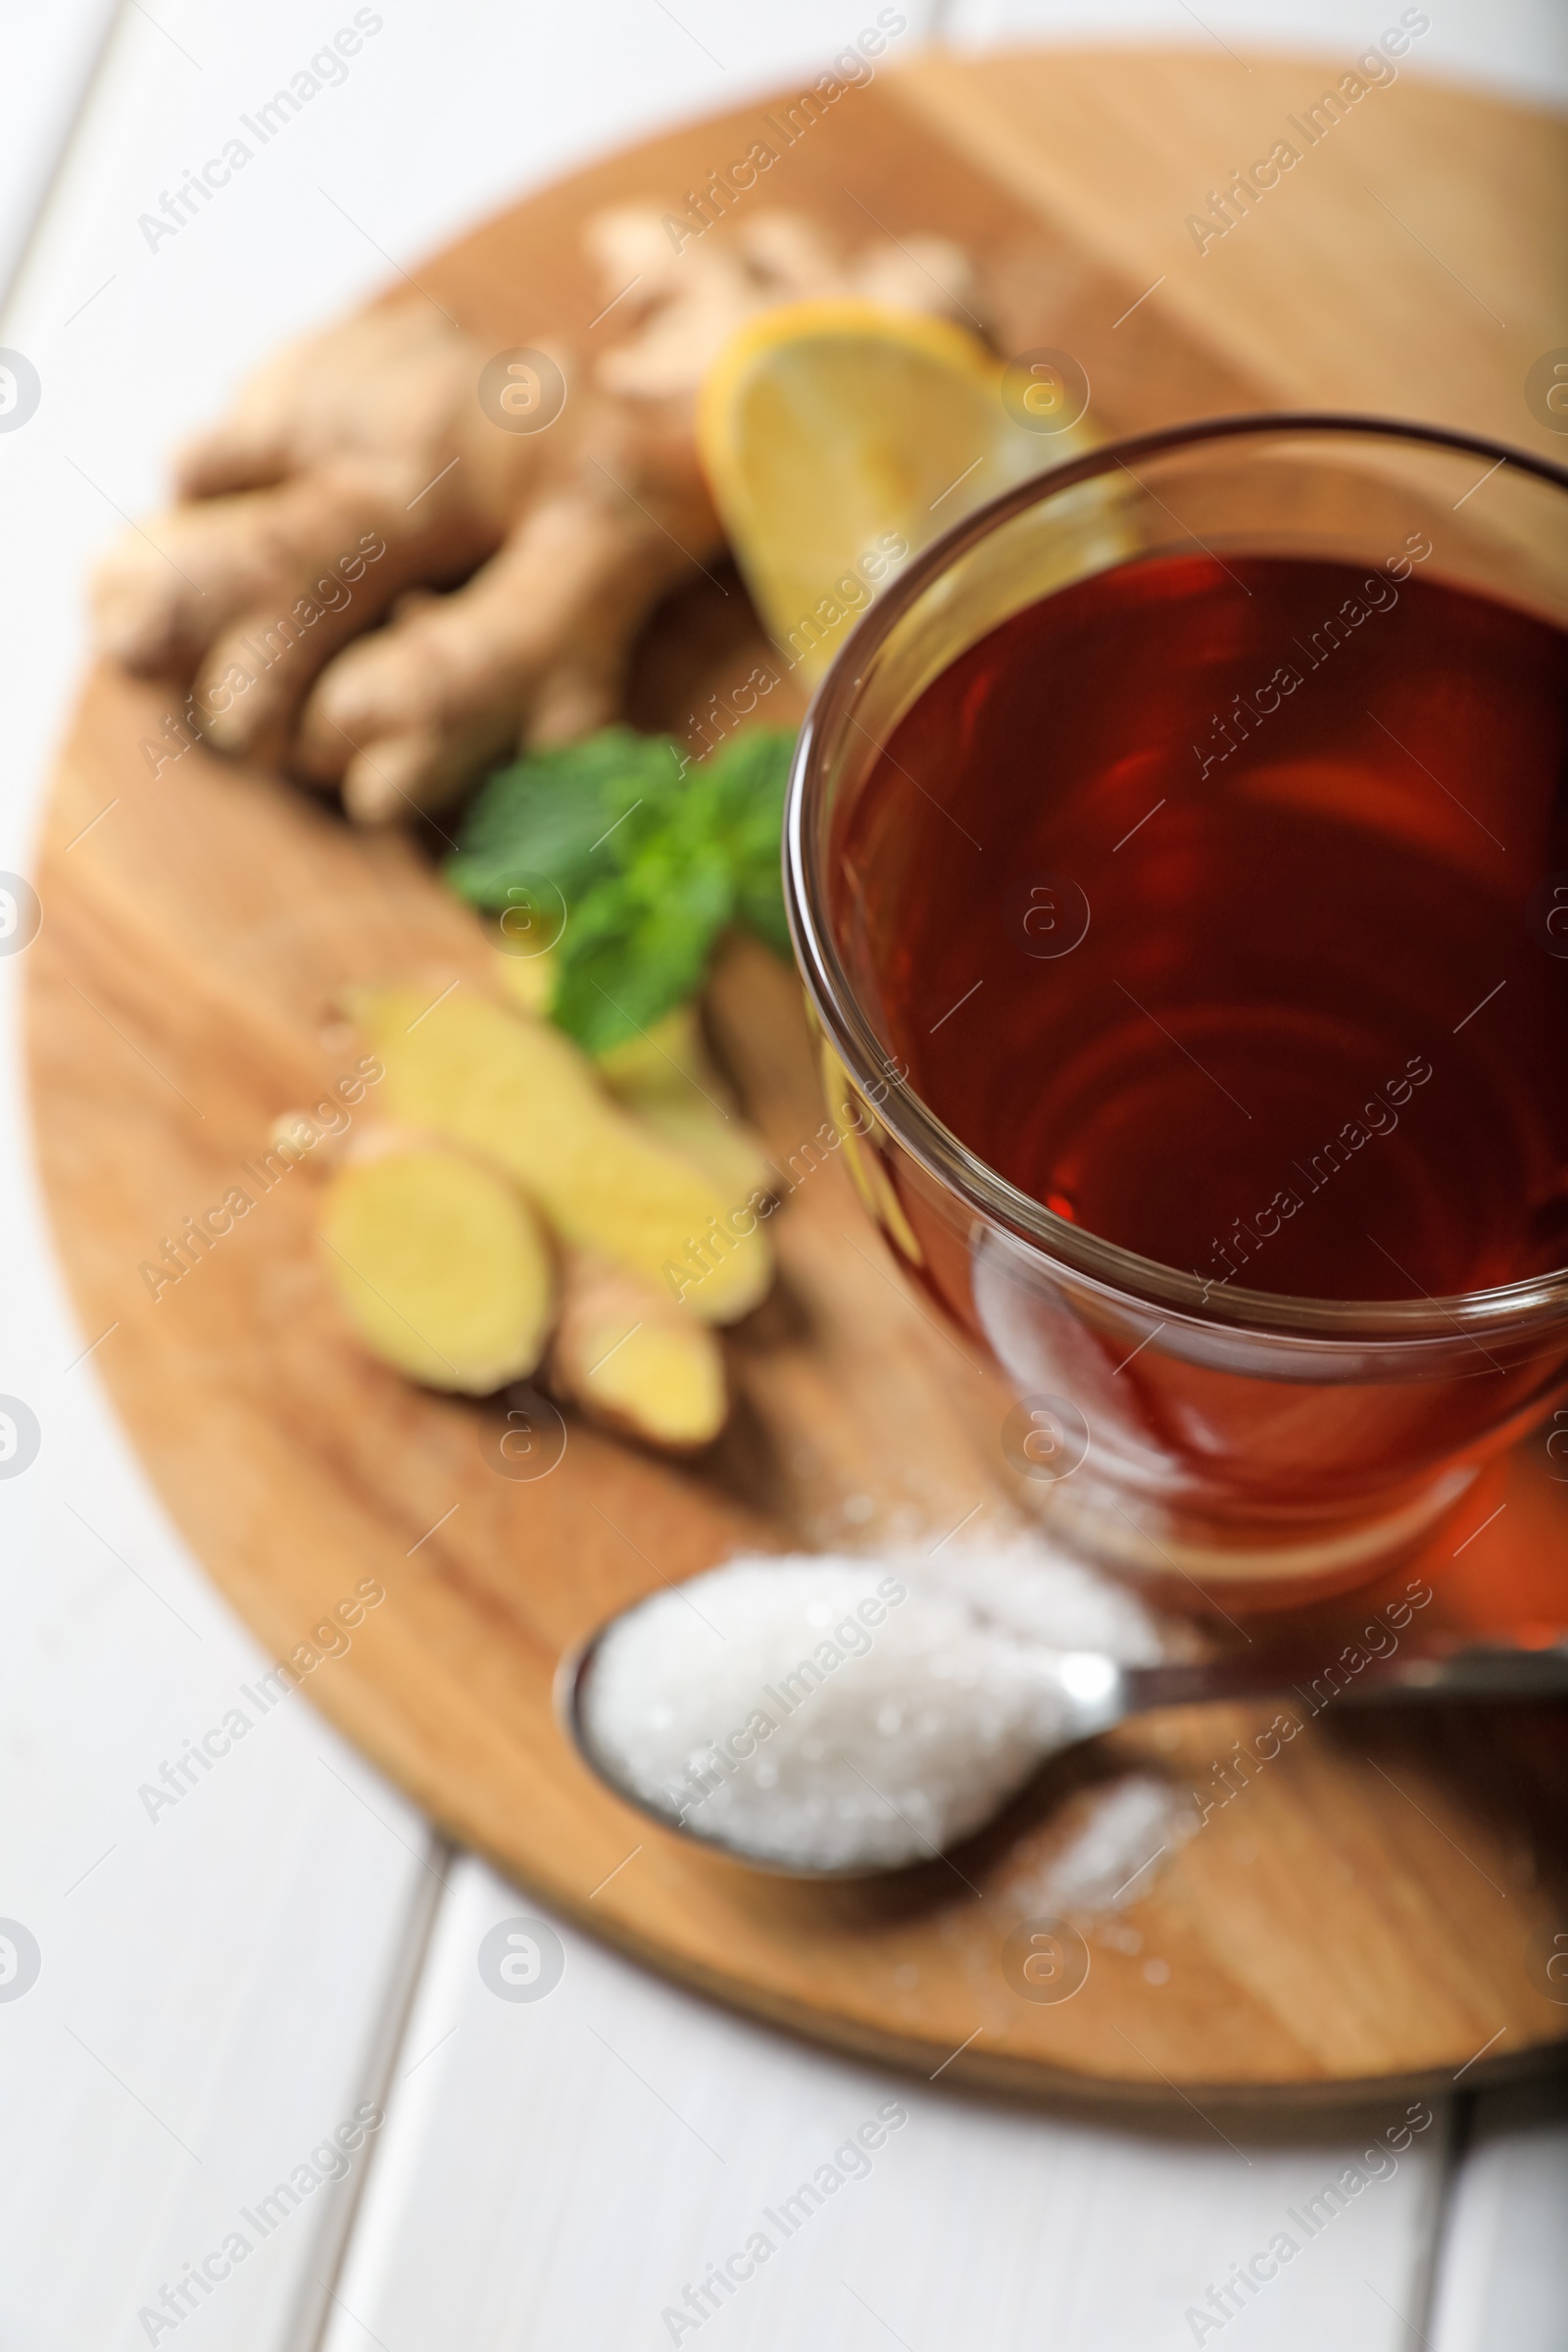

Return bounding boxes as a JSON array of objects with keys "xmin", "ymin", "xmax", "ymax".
[{"xmin": 698, "ymin": 298, "xmax": 1098, "ymax": 685}]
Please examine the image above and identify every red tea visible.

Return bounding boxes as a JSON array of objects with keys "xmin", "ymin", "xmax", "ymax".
[{"xmin": 838, "ymin": 552, "xmax": 1568, "ymax": 1304}]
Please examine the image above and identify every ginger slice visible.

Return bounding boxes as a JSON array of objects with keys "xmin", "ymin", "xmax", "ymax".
[
  {"xmin": 492, "ymin": 939, "xmax": 558, "ymax": 1018},
  {"xmin": 345, "ymin": 985, "xmax": 771, "ymax": 1324},
  {"xmin": 595, "ymin": 1003, "xmax": 773, "ymax": 1209},
  {"xmin": 492, "ymin": 954, "xmax": 774, "ymax": 1213},
  {"xmin": 321, "ymin": 1144, "xmax": 554, "ymax": 1395},
  {"xmin": 551, "ymin": 1251, "xmax": 726, "ymax": 1452}
]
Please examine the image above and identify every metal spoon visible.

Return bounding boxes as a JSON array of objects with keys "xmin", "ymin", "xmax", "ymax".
[{"xmin": 558, "ymin": 1614, "xmax": 1568, "ymax": 1880}]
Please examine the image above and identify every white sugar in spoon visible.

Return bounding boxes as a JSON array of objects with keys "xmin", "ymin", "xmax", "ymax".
[{"xmin": 559, "ymin": 1552, "xmax": 1568, "ymax": 1879}]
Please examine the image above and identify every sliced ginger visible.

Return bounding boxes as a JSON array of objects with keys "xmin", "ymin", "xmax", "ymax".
[
  {"xmin": 595, "ymin": 1003, "xmax": 773, "ymax": 1208},
  {"xmin": 322, "ymin": 1144, "xmax": 555, "ymax": 1394},
  {"xmin": 346, "ymin": 984, "xmax": 771, "ymax": 1324},
  {"xmin": 495, "ymin": 948, "xmax": 772, "ymax": 1206},
  {"xmin": 492, "ymin": 938, "xmax": 559, "ymax": 1019},
  {"xmin": 551, "ymin": 1251, "xmax": 726, "ymax": 1451}
]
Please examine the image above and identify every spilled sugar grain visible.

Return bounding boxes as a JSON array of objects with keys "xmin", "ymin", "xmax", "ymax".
[
  {"xmin": 1004, "ymin": 1774, "xmax": 1200, "ymax": 1921},
  {"xmin": 577, "ymin": 1537, "xmax": 1173, "ymax": 1874}
]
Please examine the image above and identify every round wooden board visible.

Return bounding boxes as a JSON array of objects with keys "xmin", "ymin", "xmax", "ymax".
[{"xmin": 27, "ymin": 54, "xmax": 1568, "ymax": 2104}]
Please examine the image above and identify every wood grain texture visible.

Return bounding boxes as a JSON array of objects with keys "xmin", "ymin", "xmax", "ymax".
[
  {"xmin": 25, "ymin": 57, "xmax": 1568, "ymax": 2101},
  {"xmin": 893, "ymin": 51, "xmax": 1567, "ymax": 449}
]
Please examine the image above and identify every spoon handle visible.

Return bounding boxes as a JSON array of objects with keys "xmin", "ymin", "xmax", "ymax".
[{"xmin": 1121, "ymin": 1639, "xmax": 1568, "ymax": 1718}]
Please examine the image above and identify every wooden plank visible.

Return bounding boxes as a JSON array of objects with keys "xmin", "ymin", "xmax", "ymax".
[
  {"xmin": 1429, "ymin": 2082, "xmax": 1568, "ymax": 2352},
  {"xmin": 0, "ymin": 0, "xmax": 119, "ymax": 303},
  {"xmin": 0, "ymin": 7, "xmax": 955, "ymax": 2347},
  {"xmin": 321, "ymin": 1855, "xmax": 1451, "ymax": 2351},
  {"xmin": 0, "ymin": 1358, "xmax": 441, "ymax": 2350}
]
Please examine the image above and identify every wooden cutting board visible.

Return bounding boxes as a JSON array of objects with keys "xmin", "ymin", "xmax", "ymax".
[{"xmin": 26, "ymin": 52, "xmax": 1568, "ymax": 2104}]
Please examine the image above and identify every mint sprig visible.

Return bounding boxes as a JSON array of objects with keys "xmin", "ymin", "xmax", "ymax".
[{"xmin": 443, "ymin": 725, "xmax": 795, "ymax": 1055}]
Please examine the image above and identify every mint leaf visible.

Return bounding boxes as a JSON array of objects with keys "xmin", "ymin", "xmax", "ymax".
[
  {"xmin": 549, "ymin": 855, "xmax": 734, "ymax": 1054},
  {"xmin": 443, "ymin": 727, "xmax": 675, "ymax": 910},
  {"xmin": 443, "ymin": 723, "xmax": 797, "ymax": 1051}
]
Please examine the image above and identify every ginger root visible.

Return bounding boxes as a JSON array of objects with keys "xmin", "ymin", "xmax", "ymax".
[
  {"xmin": 321, "ymin": 1142, "xmax": 555, "ymax": 1394},
  {"xmin": 345, "ymin": 982, "xmax": 771, "ymax": 1323},
  {"xmin": 550, "ymin": 1251, "xmax": 726, "ymax": 1451},
  {"xmin": 93, "ymin": 208, "xmax": 982, "ymax": 821}
]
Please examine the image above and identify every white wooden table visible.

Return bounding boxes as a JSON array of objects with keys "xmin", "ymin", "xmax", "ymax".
[{"xmin": 1, "ymin": 5, "xmax": 1564, "ymax": 2346}]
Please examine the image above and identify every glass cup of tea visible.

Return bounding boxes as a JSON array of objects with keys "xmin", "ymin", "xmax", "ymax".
[{"xmin": 784, "ymin": 415, "xmax": 1568, "ymax": 1600}]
